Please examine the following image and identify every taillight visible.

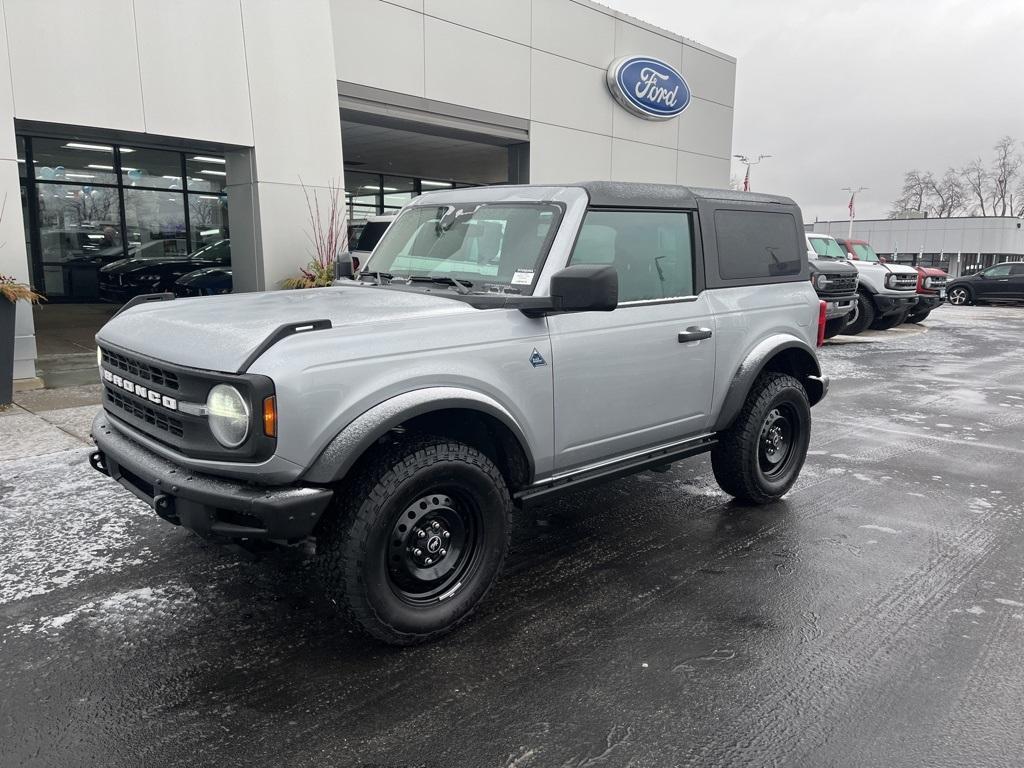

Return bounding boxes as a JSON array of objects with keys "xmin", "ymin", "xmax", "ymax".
[
  {"xmin": 817, "ymin": 300, "xmax": 827, "ymax": 347},
  {"xmin": 352, "ymin": 256, "xmax": 361, "ymax": 271}
]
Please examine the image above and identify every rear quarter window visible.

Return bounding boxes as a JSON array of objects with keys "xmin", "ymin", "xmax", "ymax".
[{"xmin": 714, "ymin": 210, "xmax": 802, "ymax": 281}]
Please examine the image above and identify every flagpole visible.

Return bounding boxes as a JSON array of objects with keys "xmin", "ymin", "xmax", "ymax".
[
  {"xmin": 842, "ymin": 186, "xmax": 868, "ymax": 240},
  {"xmin": 734, "ymin": 153, "xmax": 771, "ymax": 192}
]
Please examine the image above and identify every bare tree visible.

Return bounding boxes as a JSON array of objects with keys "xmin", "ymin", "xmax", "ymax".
[
  {"xmin": 926, "ymin": 169, "xmax": 966, "ymax": 218},
  {"xmin": 961, "ymin": 158, "xmax": 990, "ymax": 216},
  {"xmin": 889, "ymin": 170, "xmax": 929, "ymax": 217},
  {"xmin": 991, "ymin": 136, "xmax": 1022, "ymax": 216}
]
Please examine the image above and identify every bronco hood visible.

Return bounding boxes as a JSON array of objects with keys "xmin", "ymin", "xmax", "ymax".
[{"xmin": 96, "ymin": 283, "xmax": 473, "ymax": 373}]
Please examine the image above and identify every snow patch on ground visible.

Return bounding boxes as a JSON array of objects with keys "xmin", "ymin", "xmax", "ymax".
[
  {"xmin": 858, "ymin": 524, "xmax": 900, "ymax": 535},
  {"xmin": 994, "ymin": 598, "xmax": 1024, "ymax": 608}
]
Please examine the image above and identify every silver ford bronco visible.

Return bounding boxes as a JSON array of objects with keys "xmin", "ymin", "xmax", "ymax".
[{"xmin": 90, "ymin": 182, "xmax": 829, "ymax": 644}]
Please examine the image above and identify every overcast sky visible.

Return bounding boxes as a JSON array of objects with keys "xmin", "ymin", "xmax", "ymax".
[{"xmin": 602, "ymin": 0, "xmax": 1024, "ymax": 221}]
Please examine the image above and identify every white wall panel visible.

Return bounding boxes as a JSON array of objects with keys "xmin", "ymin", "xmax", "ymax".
[
  {"xmin": 531, "ymin": 0, "xmax": 615, "ymax": 68},
  {"xmin": 682, "ymin": 45, "xmax": 735, "ymax": 107},
  {"xmin": 531, "ymin": 51, "xmax": 612, "ymax": 136},
  {"xmin": 676, "ymin": 98, "xmax": 733, "ymax": 159},
  {"xmin": 610, "ymin": 138, "xmax": 676, "ymax": 184},
  {"xmin": 0, "ymin": 5, "xmax": 15, "ymax": 161},
  {"xmin": 529, "ymin": 122, "xmax": 611, "ymax": 183},
  {"xmin": 613, "ymin": 18, "xmax": 682, "ymax": 71},
  {"xmin": 387, "ymin": 0, "xmax": 423, "ymax": 10},
  {"xmin": 425, "ymin": 0, "xmax": 530, "ymax": 45},
  {"xmin": 675, "ymin": 150, "xmax": 729, "ymax": 187},
  {"xmin": 4, "ymin": 0, "xmax": 145, "ymax": 132},
  {"xmin": 134, "ymin": 0, "xmax": 253, "ymax": 146},
  {"xmin": 333, "ymin": 0, "xmax": 425, "ymax": 96},
  {"xmin": 424, "ymin": 17, "xmax": 530, "ymax": 117},
  {"xmin": 612, "ymin": 104, "xmax": 677, "ymax": 150},
  {"xmin": 240, "ymin": 0, "xmax": 345, "ymax": 187}
]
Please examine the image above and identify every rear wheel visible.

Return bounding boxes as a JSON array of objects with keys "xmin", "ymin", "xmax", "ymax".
[
  {"xmin": 947, "ymin": 286, "xmax": 972, "ymax": 306},
  {"xmin": 870, "ymin": 309, "xmax": 908, "ymax": 331},
  {"xmin": 905, "ymin": 308, "xmax": 931, "ymax": 324},
  {"xmin": 711, "ymin": 373, "xmax": 811, "ymax": 505},
  {"xmin": 315, "ymin": 436, "xmax": 511, "ymax": 645},
  {"xmin": 842, "ymin": 291, "xmax": 875, "ymax": 336}
]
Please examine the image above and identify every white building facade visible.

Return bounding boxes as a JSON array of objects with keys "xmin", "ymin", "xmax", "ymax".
[
  {"xmin": 0, "ymin": 0, "xmax": 736, "ymax": 384},
  {"xmin": 809, "ymin": 216, "xmax": 1024, "ymax": 277}
]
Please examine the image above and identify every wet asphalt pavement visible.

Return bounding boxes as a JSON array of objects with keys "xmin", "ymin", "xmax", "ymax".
[{"xmin": 2, "ymin": 303, "xmax": 1024, "ymax": 768}]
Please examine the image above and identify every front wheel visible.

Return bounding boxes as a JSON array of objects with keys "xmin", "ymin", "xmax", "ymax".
[
  {"xmin": 947, "ymin": 286, "xmax": 972, "ymax": 306},
  {"xmin": 711, "ymin": 372, "xmax": 811, "ymax": 505},
  {"xmin": 315, "ymin": 436, "xmax": 511, "ymax": 645},
  {"xmin": 870, "ymin": 309, "xmax": 908, "ymax": 331},
  {"xmin": 842, "ymin": 292, "xmax": 875, "ymax": 336},
  {"xmin": 905, "ymin": 308, "xmax": 931, "ymax": 324}
]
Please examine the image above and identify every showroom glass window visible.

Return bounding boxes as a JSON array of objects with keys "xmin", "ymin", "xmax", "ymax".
[
  {"xmin": 16, "ymin": 136, "xmax": 229, "ymax": 302},
  {"xmin": 344, "ymin": 173, "xmax": 475, "ymax": 226}
]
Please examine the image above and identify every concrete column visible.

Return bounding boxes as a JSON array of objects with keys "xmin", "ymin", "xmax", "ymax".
[
  {"xmin": 226, "ymin": 0, "xmax": 345, "ymax": 293},
  {"xmin": 0, "ymin": 4, "xmax": 38, "ymax": 384}
]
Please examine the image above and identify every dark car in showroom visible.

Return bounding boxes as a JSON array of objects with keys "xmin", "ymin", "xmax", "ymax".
[
  {"xmin": 99, "ymin": 239, "xmax": 231, "ymax": 303},
  {"xmin": 947, "ymin": 261, "xmax": 1024, "ymax": 306},
  {"xmin": 173, "ymin": 265, "xmax": 233, "ymax": 297}
]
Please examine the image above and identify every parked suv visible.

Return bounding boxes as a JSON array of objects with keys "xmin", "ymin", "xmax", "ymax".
[
  {"xmin": 805, "ymin": 233, "xmax": 859, "ymax": 338},
  {"xmin": 90, "ymin": 182, "xmax": 829, "ymax": 645},
  {"xmin": 947, "ymin": 262, "xmax": 1024, "ymax": 306},
  {"xmin": 833, "ymin": 237, "xmax": 919, "ymax": 334},
  {"xmin": 906, "ymin": 265, "xmax": 949, "ymax": 323}
]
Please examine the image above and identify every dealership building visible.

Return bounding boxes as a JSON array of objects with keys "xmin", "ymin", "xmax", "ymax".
[
  {"xmin": 808, "ymin": 216, "xmax": 1024, "ymax": 277},
  {"xmin": 0, "ymin": 0, "xmax": 736, "ymax": 387}
]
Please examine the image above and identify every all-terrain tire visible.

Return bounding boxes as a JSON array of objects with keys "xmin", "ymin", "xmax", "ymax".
[
  {"xmin": 842, "ymin": 291, "xmax": 875, "ymax": 336},
  {"xmin": 315, "ymin": 436, "xmax": 512, "ymax": 645},
  {"xmin": 905, "ymin": 308, "xmax": 931, "ymax": 324},
  {"xmin": 823, "ymin": 317, "xmax": 847, "ymax": 339},
  {"xmin": 711, "ymin": 372, "xmax": 811, "ymax": 505},
  {"xmin": 870, "ymin": 309, "xmax": 908, "ymax": 331}
]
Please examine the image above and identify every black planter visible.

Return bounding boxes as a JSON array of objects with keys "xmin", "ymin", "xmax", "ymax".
[{"xmin": 0, "ymin": 298, "xmax": 15, "ymax": 407}]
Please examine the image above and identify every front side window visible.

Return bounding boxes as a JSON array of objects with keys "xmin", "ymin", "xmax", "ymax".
[
  {"xmin": 569, "ymin": 210, "xmax": 694, "ymax": 303},
  {"xmin": 809, "ymin": 236, "xmax": 847, "ymax": 260},
  {"xmin": 366, "ymin": 203, "xmax": 560, "ymax": 292},
  {"xmin": 715, "ymin": 210, "xmax": 802, "ymax": 280},
  {"xmin": 982, "ymin": 264, "xmax": 1012, "ymax": 277}
]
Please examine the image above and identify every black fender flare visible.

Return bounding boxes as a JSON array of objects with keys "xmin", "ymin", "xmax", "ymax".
[
  {"xmin": 303, "ymin": 387, "xmax": 535, "ymax": 484},
  {"xmin": 712, "ymin": 335, "xmax": 827, "ymax": 432}
]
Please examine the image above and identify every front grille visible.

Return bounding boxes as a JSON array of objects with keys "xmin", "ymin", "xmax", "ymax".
[
  {"xmin": 822, "ymin": 273, "xmax": 857, "ymax": 294},
  {"xmin": 891, "ymin": 273, "xmax": 918, "ymax": 291},
  {"xmin": 927, "ymin": 276, "xmax": 948, "ymax": 289},
  {"xmin": 105, "ymin": 386, "xmax": 184, "ymax": 438},
  {"xmin": 102, "ymin": 349, "xmax": 180, "ymax": 391}
]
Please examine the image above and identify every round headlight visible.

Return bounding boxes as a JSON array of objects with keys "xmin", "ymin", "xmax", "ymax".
[
  {"xmin": 207, "ymin": 384, "xmax": 250, "ymax": 448},
  {"xmin": 924, "ymin": 276, "xmax": 934, "ymax": 289},
  {"xmin": 815, "ymin": 273, "xmax": 829, "ymax": 290},
  {"xmin": 884, "ymin": 273, "xmax": 896, "ymax": 288}
]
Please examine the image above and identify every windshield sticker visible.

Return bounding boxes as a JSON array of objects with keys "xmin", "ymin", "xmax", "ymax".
[{"xmin": 511, "ymin": 269, "xmax": 535, "ymax": 286}]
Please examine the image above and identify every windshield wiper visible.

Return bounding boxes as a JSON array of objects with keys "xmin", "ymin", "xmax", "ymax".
[
  {"xmin": 357, "ymin": 271, "xmax": 393, "ymax": 285},
  {"xmin": 407, "ymin": 275, "xmax": 473, "ymax": 295}
]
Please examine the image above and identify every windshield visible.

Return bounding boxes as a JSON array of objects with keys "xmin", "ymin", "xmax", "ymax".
[
  {"xmin": 364, "ymin": 202, "xmax": 562, "ymax": 293},
  {"xmin": 808, "ymin": 236, "xmax": 846, "ymax": 260},
  {"xmin": 852, "ymin": 243, "xmax": 880, "ymax": 262}
]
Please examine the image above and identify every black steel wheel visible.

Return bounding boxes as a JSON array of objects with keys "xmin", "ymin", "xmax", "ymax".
[
  {"xmin": 711, "ymin": 372, "xmax": 811, "ymax": 504},
  {"xmin": 315, "ymin": 436, "xmax": 511, "ymax": 645}
]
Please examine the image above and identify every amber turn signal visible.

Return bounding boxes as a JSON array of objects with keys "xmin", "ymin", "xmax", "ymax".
[{"xmin": 263, "ymin": 395, "xmax": 277, "ymax": 437}]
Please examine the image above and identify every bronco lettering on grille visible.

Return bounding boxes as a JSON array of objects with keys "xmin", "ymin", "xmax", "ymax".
[{"xmin": 102, "ymin": 368, "xmax": 178, "ymax": 411}]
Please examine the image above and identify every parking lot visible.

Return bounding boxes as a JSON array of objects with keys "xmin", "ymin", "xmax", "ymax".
[{"xmin": 2, "ymin": 303, "xmax": 1023, "ymax": 768}]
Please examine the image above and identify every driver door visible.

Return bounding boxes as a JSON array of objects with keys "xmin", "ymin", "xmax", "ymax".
[
  {"xmin": 548, "ymin": 209, "xmax": 716, "ymax": 472},
  {"xmin": 979, "ymin": 263, "xmax": 1014, "ymax": 299}
]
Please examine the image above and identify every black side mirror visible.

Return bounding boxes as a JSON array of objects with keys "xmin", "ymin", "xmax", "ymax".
[
  {"xmin": 550, "ymin": 264, "xmax": 618, "ymax": 312},
  {"xmin": 334, "ymin": 252, "xmax": 355, "ymax": 281}
]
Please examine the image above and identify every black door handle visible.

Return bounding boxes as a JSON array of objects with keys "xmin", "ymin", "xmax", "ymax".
[{"xmin": 678, "ymin": 326, "xmax": 713, "ymax": 343}]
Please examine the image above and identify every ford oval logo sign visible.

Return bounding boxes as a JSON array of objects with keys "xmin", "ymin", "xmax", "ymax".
[{"xmin": 606, "ymin": 56, "xmax": 691, "ymax": 121}]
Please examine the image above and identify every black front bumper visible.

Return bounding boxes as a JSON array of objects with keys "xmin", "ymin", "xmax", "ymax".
[
  {"xmin": 91, "ymin": 411, "xmax": 333, "ymax": 541},
  {"xmin": 915, "ymin": 295, "xmax": 944, "ymax": 311},
  {"xmin": 874, "ymin": 293, "xmax": 918, "ymax": 316}
]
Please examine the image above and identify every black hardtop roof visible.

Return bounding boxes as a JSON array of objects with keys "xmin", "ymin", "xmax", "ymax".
[{"xmin": 573, "ymin": 180, "xmax": 796, "ymax": 208}]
